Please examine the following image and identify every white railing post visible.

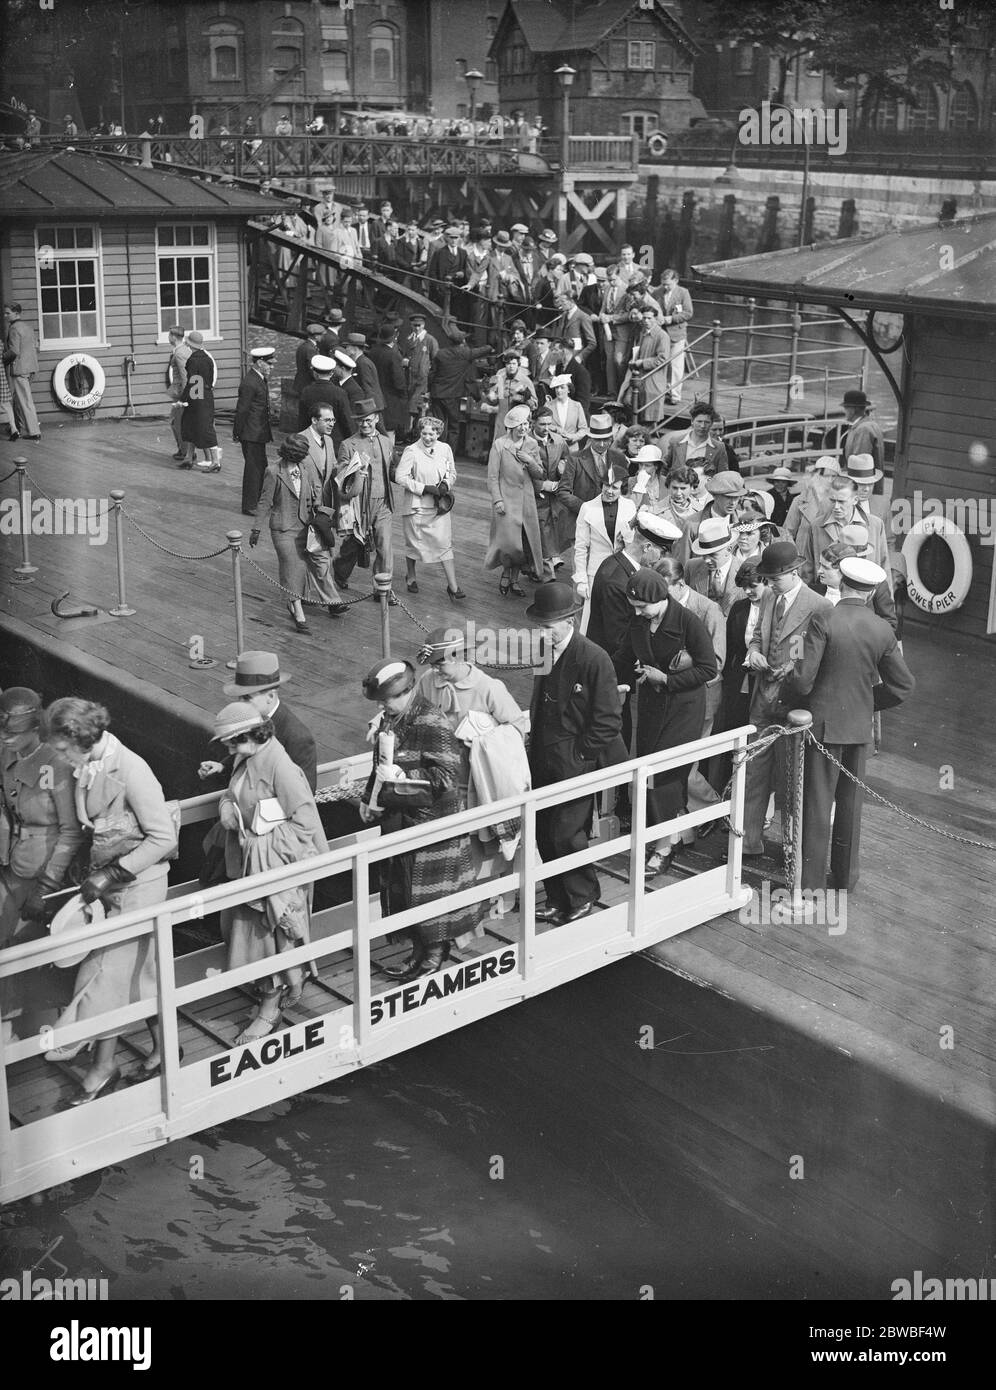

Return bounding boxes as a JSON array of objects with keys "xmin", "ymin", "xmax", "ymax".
[
  {"xmin": 520, "ymin": 798, "xmax": 536, "ymax": 983},
  {"xmin": 627, "ymin": 764, "xmax": 649, "ymax": 937},
  {"xmin": 353, "ymin": 853, "xmax": 371, "ymax": 1052},
  {"xmin": 153, "ymin": 910, "xmax": 181, "ymax": 1126},
  {"xmin": 725, "ymin": 729, "xmax": 749, "ymax": 899},
  {"xmin": 0, "ymin": 999, "xmax": 13, "ymax": 1188}
]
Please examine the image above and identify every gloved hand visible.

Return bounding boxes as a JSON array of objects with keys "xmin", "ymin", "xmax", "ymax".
[
  {"xmin": 20, "ymin": 879, "xmax": 59, "ymax": 924},
  {"xmin": 436, "ymin": 480, "xmax": 450, "ymax": 496},
  {"xmin": 249, "ymin": 529, "xmax": 261, "ymax": 548},
  {"xmin": 421, "ymin": 484, "xmax": 440, "ymax": 498},
  {"xmin": 80, "ymin": 862, "xmax": 136, "ymax": 905}
]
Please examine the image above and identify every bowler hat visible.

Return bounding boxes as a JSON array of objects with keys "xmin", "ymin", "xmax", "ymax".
[
  {"xmin": 845, "ymin": 452, "xmax": 884, "ymax": 485},
  {"xmin": 525, "ymin": 581, "xmax": 582, "ymax": 624},
  {"xmin": 705, "ymin": 471, "xmax": 746, "ymax": 498},
  {"xmin": 691, "ymin": 516, "xmax": 734, "ymax": 554},
  {"xmin": 842, "ymin": 389, "xmax": 870, "ymax": 408},
  {"xmin": 211, "ymin": 702, "xmax": 266, "ymax": 742},
  {"xmin": 327, "ymin": 308, "xmax": 345, "ymax": 324},
  {"xmin": 223, "ymin": 651, "xmax": 290, "ymax": 698},
  {"xmin": 756, "ymin": 540, "xmax": 803, "ymax": 578},
  {"xmin": 626, "ymin": 567, "xmax": 669, "ymax": 603}
]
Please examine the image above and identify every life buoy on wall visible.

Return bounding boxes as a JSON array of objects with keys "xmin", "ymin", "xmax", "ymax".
[
  {"xmin": 52, "ymin": 353, "xmax": 105, "ymax": 411},
  {"xmin": 901, "ymin": 515, "xmax": 973, "ymax": 615},
  {"xmin": 647, "ymin": 132, "xmax": 669, "ymax": 157}
]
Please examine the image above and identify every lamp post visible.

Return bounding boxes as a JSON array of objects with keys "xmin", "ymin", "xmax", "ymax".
[
  {"xmin": 464, "ymin": 68, "xmax": 482, "ymax": 145},
  {"xmin": 555, "ymin": 64, "xmax": 576, "ymax": 244},
  {"xmin": 763, "ymin": 100, "xmax": 812, "ymax": 248}
]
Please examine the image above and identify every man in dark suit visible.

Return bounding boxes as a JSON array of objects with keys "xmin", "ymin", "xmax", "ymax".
[
  {"xmin": 367, "ymin": 327, "xmax": 408, "ymax": 438},
  {"xmin": 344, "ymin": 333, "xmax": 385, "ymax": 413},
  {"xmin": 429, "ymin": 328, "xmax": 489, "ymax": 448},
  {"xmin": 549, "ymin": 292, "xmax": 597, "ymax": 365},
  {"xmin": 783, "ymin": 557, "xmax": 914, "ymax": 892},
  {"xmin": 197, "ymin": 651, "xmax": 318, "ymax": 791},
  {"xmin": 233, "ymin": 347, "xmax": 274, "ymax": 515},
  {"xmin": 562, "ymin": 413, "xmax": 627, "ymax": 508},
  {"xmin": 526, "ymin": 583, "xmax": 628, "ymax": 925},
  {"xmin": 741, "ymin": 541, "xmax": 830, "ymax": 857},
  {"xmin": 297, "ymin": 354, "xmax": 351, "ymax": 450},
  {"xmin": 316, "ymin": 308, "xmax": 344, "ymax": 358},
  {"xmin": 426, "ymin": 226, "xmax": 469, "ymax": 317},
  {"xmin": 293, "ymin": 324, "xmax": 325, "ymax": 395}
]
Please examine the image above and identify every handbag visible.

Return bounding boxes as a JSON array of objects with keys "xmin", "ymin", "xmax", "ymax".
[
  {"xmin": 250, "ymin": 797, "xmax": 286, "ymax": 835},
  {"xmin": 669, "ymin": 649, "xmax": 694, "ymax": 673},
  {"xmin": 308, "ymin": 508, "xmax": 336, "ymax": 550}
]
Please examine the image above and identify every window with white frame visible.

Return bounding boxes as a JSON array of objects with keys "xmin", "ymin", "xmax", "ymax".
[
  {"xmin": 36, "ymin": 225, "xmax": 103, "ymax": 346},
  {"xmin": 622, "ymin": 111, "xmax": 659, "ymax": 139},
  {"xmin": 628, "ymin": 40, "xmax": 655, "ymax": 70},
  {"xmin": 156, "ymin": 224, "xmax": 215, "ymax": 336}
]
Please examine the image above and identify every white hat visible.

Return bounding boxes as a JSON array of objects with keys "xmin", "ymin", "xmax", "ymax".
[
  {"xmin": 50, "ymin": 894, "xmax": 106, "ymax": 970},
  {"xmin": 633, "ymin": 509, "xmax": 682, "ymax": 543},
  {"xmin": 571, "ymin": 252, "xmax": 594, "ymax": 267},
  {"xmin": 310, "ymin": 354, "xmax": 336, "ymax": 372},
  {"xmin": 549, "ymin": 373, "xmax": 573, "ymax": 388},
  {"xmin": 748, "ymin": 489, "xmax": 775, "ymax": 519},
  {"xmin": 250, "ymin": 346, "xmax": 275, "ymax": 360},
  {"xmin": 813, "ymin": 455, "xmax": 841, "ymax": 474},
  {"xmin": 333, "ymin": 349, "xmax": 356, "ymax": 369},
  {"xmin": 846, "ymin": 452, "xmax": 884, "ymax": 484},
  {"xmin": 510, "ymin": 222, "xmax": 528, "ymax": 234},
  {"xmin": 839, "ymin": 557, "xmax": 886, "ymax": 591},
  {"xmin": 691, "ymin": 516, "xmax": 734, "ymax": 554},
  {"xmin": 633, "ymin": 444, "xmax": 663, "ymax": 465},
  {"xmin": 504, "ymin": 404, "xmax": 532, "ymax": 429}
]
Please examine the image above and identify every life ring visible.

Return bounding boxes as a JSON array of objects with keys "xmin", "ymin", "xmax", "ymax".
[
  {"xmin": 901, "ymin": 514, "xmax": 972, "ymax": 615},
  {"xmin": 52, "ymin": 353, "xmax": 105, "ymax": 411},
  {"xmin": 647, "ymin": 132, "xmax": 669, "ymax": 157}
]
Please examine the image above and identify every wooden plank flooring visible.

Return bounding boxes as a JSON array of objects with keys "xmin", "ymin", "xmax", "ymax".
[{"xmin": 2, "ymin": 420, "xmax": 993, "ymax": 1137}]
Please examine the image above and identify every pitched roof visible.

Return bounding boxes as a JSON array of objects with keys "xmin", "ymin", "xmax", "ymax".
[
  {"xmin": 503, "ymin": 1, "xmax": 570, "ymax": 54},
  {"xmin": 692, "ymin": 213, "xmax": 996, "ymax": 321},
  {"xmin": 493, "ymin": 0, "xmax": 699, "ymax": 57},
  {"xmin": 0, "ymin": 149, "xmax": 282, "ymax": 220}
]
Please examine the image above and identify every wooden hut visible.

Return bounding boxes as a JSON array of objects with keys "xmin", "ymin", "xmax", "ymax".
[
  {"xmin": 0, "ymin": 148, "xmax": 278, "ymax": 423},
  {"xmin": 692, "ymin": 213, "xmax": 996, "ymax": 640}
]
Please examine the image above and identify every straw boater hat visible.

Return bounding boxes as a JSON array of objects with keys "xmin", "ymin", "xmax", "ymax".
[
  {"xmin": 587, "ymin": 413, "xmax": 614, "ymax": 439},
  {"xmin": 756, "ymin": 540, "xmax": 803, "ymax": 578},
  {"xmin": 223, "ymin": 651, "xmax": 291, "ymax": 698},
  {"xmin": 705, "ymin": 471, "xmax": 746, "ymax": 498},
  {"xmin": 839, "ymin": 557, "xmax": 886, "ymax": 591},
  {"xmin": 691, "ymin": 516, "xmax": 735, "ymax": 555},
  {"xmin": 211, "ymin": 703, "xmax": 266, "ymax": 742},
  {"xmin": 525, "ymin": 581, "xmax": 582, "ymax": 624},
  {"xmin": 845, "ymin": 452, "xmax": 884, "ymax": 485}
]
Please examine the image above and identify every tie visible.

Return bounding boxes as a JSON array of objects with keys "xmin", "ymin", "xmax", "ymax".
[
  {"xmin": 774, "ymin": 593, "xmax": 788, "ymax": 633},
  {"xmin": 708, "ymin": 569, "xmax": 722, "ymax": 601}
]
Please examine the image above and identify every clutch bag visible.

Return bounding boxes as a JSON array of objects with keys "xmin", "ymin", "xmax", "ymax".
[{"xmin": 251, "ymin": 798, "xmax": 286, "ymax": 835}]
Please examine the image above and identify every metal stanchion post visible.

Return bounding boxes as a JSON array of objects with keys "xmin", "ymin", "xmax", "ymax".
[
  {"xmin": 373, "ymin": 571, "xmax": 392, "ymax": 658},
  {"xmin": 108, "ymin": 489, "xmax": 135, "ymax": 616},
  {"xmin": 741, "ymin": 297, "xmax": 755, "ymax": 386},
  {"xmin": 12, "ymin": 458, "xmax": 37, "ymax": 581},
  {"xmin": 787, "ymin": 710, "xmax": 812, "ymax": 914},
  {"xmin": 709, "ymin": 320, "xmax": 722, "ymax": 402},
  {"xmin": 785, "ymin": 305, "xmax": 802, "ymax": 410},
  {"xmin": 226, "ymin": 530, "xmax": 245, "ymax": 670}
]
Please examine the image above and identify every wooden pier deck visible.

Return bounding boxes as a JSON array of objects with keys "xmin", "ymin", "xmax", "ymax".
[{"xmin": 1, "ymin": 420, "xmax": 993, "ymax": 1140}]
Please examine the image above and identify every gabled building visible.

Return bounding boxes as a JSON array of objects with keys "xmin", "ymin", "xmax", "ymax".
[{"xmin": 488, "ymin": 0, "xmax": 703, "ymax": 141}]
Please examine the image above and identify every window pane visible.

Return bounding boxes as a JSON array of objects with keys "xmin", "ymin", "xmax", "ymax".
[
  {"xmin": 193, "ymin": 256, "xmax": 209, "ymax": 278},
  {"xmin": 80, "ymin": 311, "xmax": 97, "ymax": 336},
  {"xmin": 80, "ymin": 286, "xmax": 97, "ymax": 311},
  {"xmin": 41, "ymin": 288, "xmax": 59, "ymax": 312},
  {"xmin": 76, "ymin": 228, "xmax": 94, "ymax": 247},
  {"xmin": 194, "ymin": 282, "xmax": 210, "ymax": 304},
  {"xmin": 59, "ymin": 287, "xmax": 76, "ymax": 311},
  {"xmin": 40, "ymin": 268, "xmax": 57, "ymax": 287},
  {"xmin": 42, "ymin": 314, "xmax": 61, "ymax": 337},
  {"xmin": 158, "ymin": 226, "xmax": 175, "ymax": 246},
  {"xmin": 178, "ymin": 283, "xmax": 193, "ymax": 306},
  {"xmin": 177, "ymin": 256, "xmax": 192, "ymax": 278},
  {"xmin": 193, "ymin": 226, "xmax": 210, "ymax": 245},
  {"xmin": 161, "ymin": 283, "xmax": 176, "ymax": 307},
  {"xmin": 79, "ymin": 263, "xmax": 95, "ymax": 284},
  {"xmin": 56, "ymin": 228, "xmax": 76, "ymax": 248},
  {"xmin": 215, "ymin": 44, "xmax": 237, "ymax": 79}
]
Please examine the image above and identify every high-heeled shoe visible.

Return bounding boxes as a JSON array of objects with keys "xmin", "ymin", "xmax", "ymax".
[
  {"xmin": 498, "ymin": 574, "xmax": 511, "ymax": 597},
  {"xmin": 392, "ymin": 942, "xmax": 449, "ymax": 983},
  {"xmin": 406, "ymin": 579, "xmax": 419, "ymax": 593},
  {"xmin": 508, "ymin": 582, "xmax": 525, "ymax": 597},
  {"xmin": 125, "ymin": 1047, "xmax": 184, "ymax": 1085},
  {"xmin": 380, "ymin": 937, "xmax": 424, "ymax": 979},
  {"xmin": 45, "ymin": 1038, "xmax": 94, "ymax": 1063},
  {"xmin": 67, "ymin": 1067, "xmax": 120, "ymax": 1106},
  {"xmin": 287, "ymin": 601, "xmax": 310, "ymax": 634},
  {"xmin": 446, "ymin": 587, "xmax": 466, "ymax": 601}
]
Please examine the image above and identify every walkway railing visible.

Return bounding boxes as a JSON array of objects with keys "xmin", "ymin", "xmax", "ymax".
[{"xmin": 0, "ymin": 727, "xmax": 753, "ymax": 1204}]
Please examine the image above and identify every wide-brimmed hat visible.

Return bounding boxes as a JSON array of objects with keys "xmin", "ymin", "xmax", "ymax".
[
  {"xmin": 525, "ymin": 581, "xmax": 582, "ymax": 625},
  {"xmin": 842, "ymin": 389, "xmax": 870, "ymax": 409},
  {"xmin": 746, "ymin": 489, "xmax": 775, "ymax": 519},
  {"xmin": 492, "ymin": 230, "xmax": 512, "ymax": 246},
  {"xmin": 353, "ymin": 397, "xmax": 379, "ymax": 420},
  {"xmin": 504, "ymin": 404, "xmax": 532, "ymax": 429},
  {"xmin": 626, "ymin": 567, "xmax": 669, "ymax": 603},
  {"xmin": 0, "ymin": 687, "xmax": 42, "ymax": 735},
  {"xmin": 223, "ymin": 650, "xmax": 291, "ymax": 698},
  {"xmin": 633, "ymin": 444, "xmax": 663, "ymax": 465},
  {"xmin": 756, "ymin": 540, "xmax": 803, "ymax": 577},
  {"xmin": 211, "ymin": 702, "xmax": 266, "ymax": 742},
  {"xmin": 310, "ymin": 353, "xmax": 336, "ymax": 373},
  {"xmin": 587, "ymin": 413, "xmax": 614, "ymax": 439},
  {"xmin": 845, "ymin": 452, "xmax": 884, "ymax": 485},
  {"xmin": 436, "ymin": 491, "xmax": 455, "ymax": 516},
  {"xmin": 538, "ymin": 229, "xmax": 558, "ymax": 245},
  {"xmin": 705, "ymin": 471, "xmax": 746, "ymax": 498},
  {"xmin": 761, "ymin": 466, "xmax": 801, "ymax": 489},
  {"xmin": 50, "ymin": 894, "xmax": 106, "ymax": 970},
  {"xmin": 840, "ymin": 557, "xmax": 886, "ymax": 591},
  {"xmin": 362, "ymin": 658, "xmax": 416, "ymax": 701},
  {"xmin": 633, "ymin": 510, "xmax": 682, "ymax": 545},
  {"xmin": 346, "ymin": 332, "xmax": 367, "ymax": 348},
  {"xmin": 691, "ymin": 517, "xmax": 734, "ymax": 554}
]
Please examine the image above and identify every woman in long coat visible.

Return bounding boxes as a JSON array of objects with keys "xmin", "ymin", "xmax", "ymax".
[
  {"xmin": 485, "ymin": 405, "xmax": 544, "ymax": 595},
  {"xmin": 0, "ymin": 688, "xmax": 83, "ymax": 1023},
  {"xmin": 214, "ymin": 703, "xmax": 327, "ymax": 1044},
  {"xmin": 629, "ymin": 304, "xmax": 671, "ymax": 424},
  {"xmin": 613, "ymin": 568, "xmax": 716, "ymax": 878},
  {"xmin": 358, "ymin": 659, "xmax": 484, "ymax": 981},
  {"xmin": 250, "ymin": 434, "xmax": 343, "ymax": 633},
  {"xmin": 394, "ymin": 415, "xmax": 465, "ymax": 599},
  {"xmin": 45, "ymin": 699, "xmax": 178, "ymax": 1101},
  {"xmin": 180, "ymin": 332, "xmax": 221, "ymax": 471}
]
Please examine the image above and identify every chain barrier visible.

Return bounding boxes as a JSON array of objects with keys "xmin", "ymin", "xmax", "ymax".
[
  {"xmin": 390, "ymin": 590, "xmax": 542, "ymax": 672},
  {"xmin": 21, "ymin": 468, "xmax": 114, "ymax": 520},
  {"xmin": 240, "ymin": 549, "xmax": 373, "ymax": 609},
  {"xmin": 119, "ymin": 507, "xmax": 231, "ymax": 562},
  {"xmin": 0, "ymin": 466, "xmax": 19, "ymax": 485}
]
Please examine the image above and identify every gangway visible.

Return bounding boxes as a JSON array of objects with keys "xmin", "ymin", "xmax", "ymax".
[{"xmin": 0, "ymin": 728, "xmax": 752, "ymax": 1205}]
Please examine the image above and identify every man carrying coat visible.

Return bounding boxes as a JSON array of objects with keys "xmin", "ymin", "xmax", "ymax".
[
  {"xmin": 334, "ymin": 398, "xmax": 396, "ymax": 596},
  {"xmin": 527, "ymin": 583, "xmax": 628, "ymax": 925},
  {"xmin": 233, "ymin": 346, "xmax": 274, "ymax": 515},
  {"xmin": 782, "ymin": 557, "xmax": 914, "ymax": 891}
]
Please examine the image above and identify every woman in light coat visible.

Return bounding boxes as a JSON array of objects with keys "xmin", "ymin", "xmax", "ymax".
[
  {"xmin": 546, "ymin": 373, "xmax": 588, "ymax": 449},
  {"xmin": 394, "ymin": 415, "xmax": 465, "ymax": 600},
  {"xmin": 485, "ymin": 405, "xmax": 545, "ymax": 595},
  {"xmin": 572, "ymin": 464, "xmax": 637, "ymax": 632}
]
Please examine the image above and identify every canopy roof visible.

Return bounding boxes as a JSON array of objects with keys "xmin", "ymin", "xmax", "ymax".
[{"xmin": 693, "ymin": 213, "xmax": 996, "ymax": 322}]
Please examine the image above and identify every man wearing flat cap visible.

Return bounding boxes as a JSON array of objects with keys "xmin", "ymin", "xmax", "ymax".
[
  {"xmin": 234, "ymin": 346, "xmax": 275, "ymax": 514},
  {"xmin": 781, "ymin": 557, "xmax": 914, "ymax": 892},
  {"xmin": 526, "ymin": 583, "xmax": 627, "ymax": 925},
  {"xmin": 740, "ymin": 540, "xmax": 830, "ymax": 858}
]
